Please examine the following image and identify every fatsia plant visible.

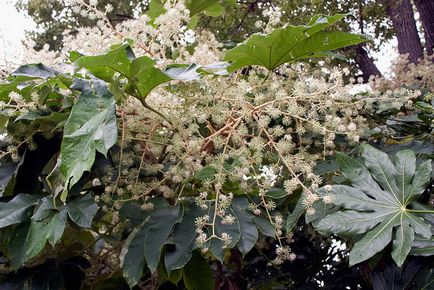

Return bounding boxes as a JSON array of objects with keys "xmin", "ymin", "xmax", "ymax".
[
  {"xmin": 224, "ymin": 14, "xmax": 368, "ymax": 72},
  {"xmin": 315, "ymin": 144, "xmax": 433, "ymax": 266},
  {"xmin": 2, "ymin": 8, "xmax": 430, "ymax": 289}
]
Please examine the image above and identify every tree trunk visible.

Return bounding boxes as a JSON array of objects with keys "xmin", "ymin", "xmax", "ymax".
[
  {"xmin": 382, "ymin": 0, "xmax": 424, "ymax": 63},
  {"xmin": 414, "ymin": 0, "xmax": 434, "ymax": 54},
  {"xmin": 353, "ymin": 44, "xmax": 382, "ymax": 82}
]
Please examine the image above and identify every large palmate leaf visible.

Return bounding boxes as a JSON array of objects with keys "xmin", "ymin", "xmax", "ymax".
[
  {"xmin": 224, "ymin": 14, "xmax": 368, "ymax": 72},
  {"xmin": 48, "ymin": 79, "xmax": 117, "ymax": 201},
  {"xmin": 75, "ymin": 44, "xmax": 221, "ymax": 102},
  {"xmin": 315, "ymin": 144, "xmax": 432, "ymax": 266},
  {"xmin": 75, "ymin": 44, "xmax": 171, "ymax": 98}
]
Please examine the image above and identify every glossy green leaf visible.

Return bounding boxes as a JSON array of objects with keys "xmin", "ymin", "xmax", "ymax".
[
  {"xmin": 8, "ymin": 210, "xmax": 67, "ymax": 268},
  {"xmin": 224, "ymin": 14, "xmax": 368, "ymax": 72},
  {"xmin": 193, "ymin": 166, "xmax": 217, "ymax": 180},
  {"xmin": 183, "ymin": 251, "xmax": 214, "ymax": 290},
  {"xmin": 349, "ymin": 214, "xmax": 399, "ymax": 266},
  {"xmin": 0, "ymin": 194, "xmax": 41, "ymax": 228},
  {"xmin": 361, "ymin": 144, "xmax": 400, "ymax": 202},
  {"xmin": 131, "ymin": 56, "xmax": 171, "ymax": 97},
  {"xmin": 316, "ymin": 145, "xmax": 432, "ymax": 266},
  {"xmin": 410, "ymin": 237, "xmax": 434, "ymax": 256},
  {"xmin": 285, "ymin": 195, "xmax": 305, "ymax": 232},
  {"xmin": 75, "ymin": 43, "xmax": 205, "ymax": 100},
  {"xmin": 31, "ymin": 196, "xmax": 56, "ymax": 221},
  {"xmin": 48, "ymin": 79, "xmax": 117, "ymax": 201},
  {"xmin": 410, "ymin": 203, "xmax": 434, "ymax": 256},
  {"xmin": 66, "ymin": 194, "xmax": 98, "ymax": 228},
  {"xmin": 75, "ymin": 43, "xmax": 135, "ymax": 82},
  {"xmin": 8, "ymin": 223, "xmax": 31, "ymax": 268},
  {"xmin": 119, "ymin": 201, "xmax": 148, "ymax": 222}
]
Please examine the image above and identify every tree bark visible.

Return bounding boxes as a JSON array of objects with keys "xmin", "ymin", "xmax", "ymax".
[
  {"xmin": 353, "ymin": 44, "xmax": 382, "ymax": 82},
  {"xmin": 414, "ymin": 0, "xmax": 434, "ymax": 54},
  {"xmin": 382, "ymin": 0, "xmax": 424, "ymax": 63}
]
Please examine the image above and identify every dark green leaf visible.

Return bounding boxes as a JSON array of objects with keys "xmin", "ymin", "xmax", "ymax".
[
  {"xmin": 232, "ymin": 198, "xmax": 258, "ymax": 256},
  {"xmin": 8, "ymin": 210, "xmax": 67, "ymax": 268},
  {"xmin": 286, "ymin": 195, "xmax": 305, "ymax": 232},
  {"xmin": 183, "ymin": 251, "xmax": 214, "ymax": 290},
  {"xmin": 165, "ymin": 204, "xmax": 199, "ymax": 271},
  {"xmin": 0, "ymin": 159, "xmax": 23, "ymax": 197},
  {"xmin": 131, "ymin": 56, "xmax": 171, "ymax": 97},
  {"xmin": 253, "ymin": 216, "xmax": 275, "ymax": 237},
  {"xmin": 391, "ymin": 221, "xmax": 414, "ymax": 267},
  {"xmin": 0, "ymin": 194, "xmax": 41, "ymax": 228},
  {"xmin": 120, "ymin": 223, "xmax": 148, "ymax": 288},
  {"xmin": 210, "ymin": 207, "xmax": 241, "ymax": 262},
  {"xmin": 316, "ymin": 145, "xmax": 432, "ymax": 266},
  {"xmin": 119, "ymin": 201, "xmax": 148, "ymax": 222},
  {"xmin": 66, "ymin": 194, "xmax": 98, "ymax": 228},
  {"xmin": 144, "ymin": 205, "xmax": 181, "ymax": 272}
]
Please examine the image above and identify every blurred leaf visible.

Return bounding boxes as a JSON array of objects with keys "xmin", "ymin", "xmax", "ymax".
[
  {"xmin": 12, "ymin": 64, "xmax": 59, "ymax": 79},
  {"xmin": 183, "ymin": 251, "xmax": 214, "ymax": 290}
]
